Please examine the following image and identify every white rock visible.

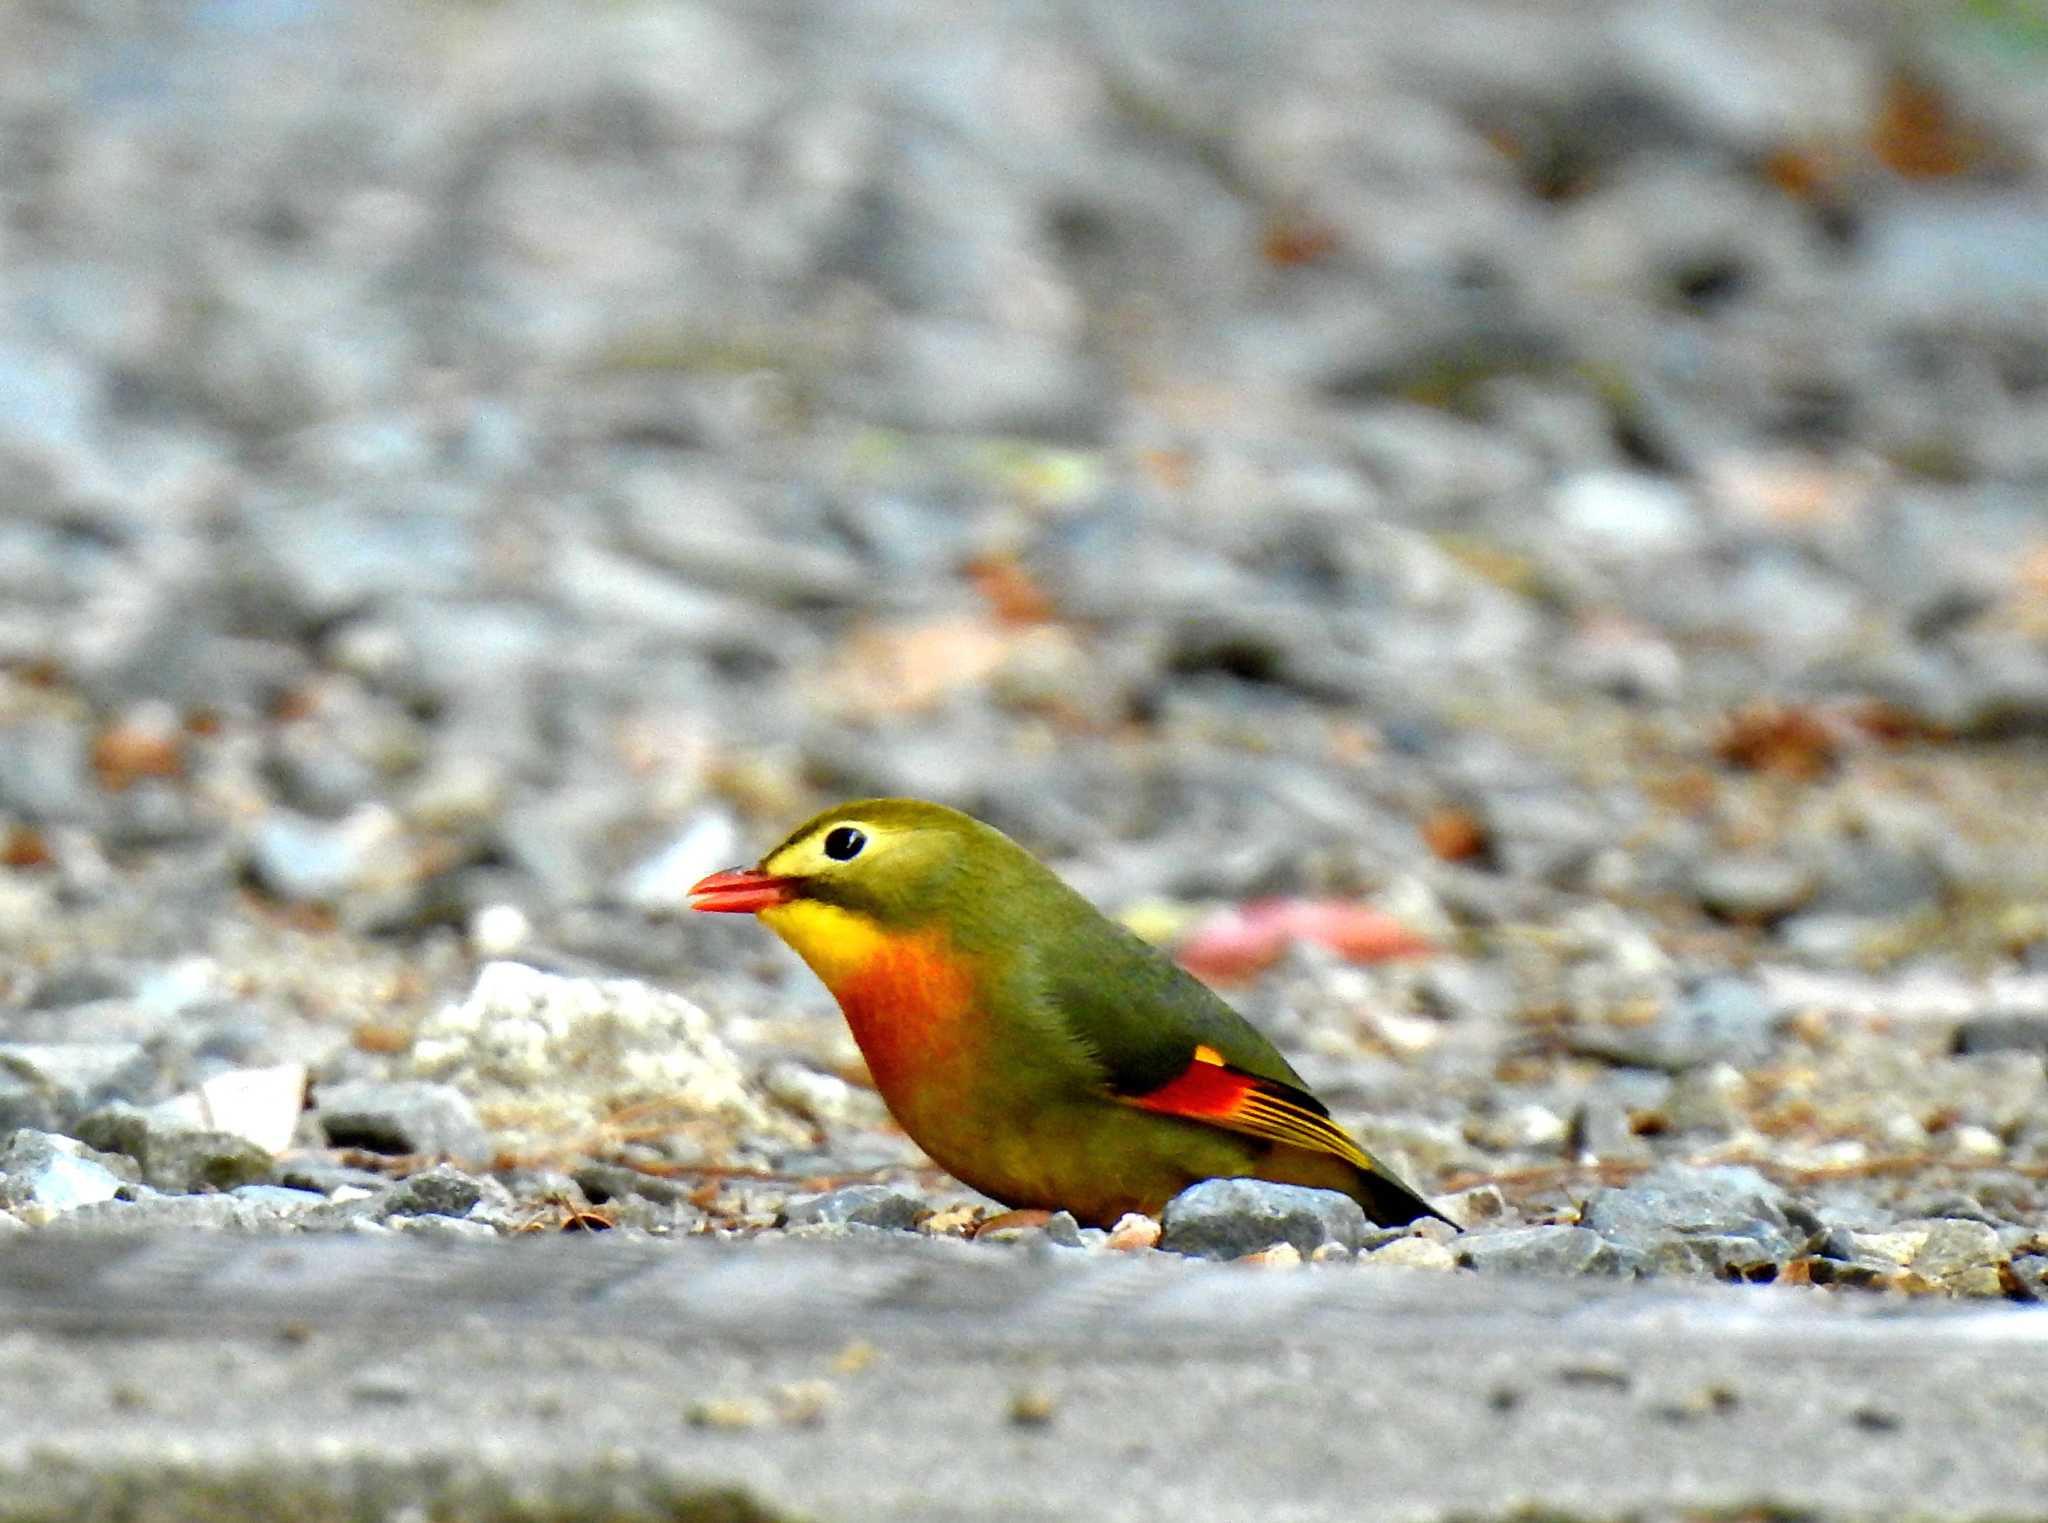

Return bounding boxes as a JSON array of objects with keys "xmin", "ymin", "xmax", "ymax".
[
  {"xmin": 1852, "ymin": 1229, "xmax": 1931, "ymax": 1267},
  {"xmin": 614, "ymin": 812, "xmax": 742, "ymax": 915},
  {"xmin": 467, "ymin": 902, "xmax": 532, "ymax": 959},
  {"xmin": 1947, "ymin": 1124, "xmax": 2004, "ymax": 1161},
  {"xmin": 761, "ymin": 1060, "xmax": 888, "ymax": 1129},
  {"xmin": 409, "ymin": 961, "xmax": 800, "ymax": 1150},
  {"xmin": 1550, "ymin": 470, "xmax": 1702, "ymax": 557},
  {"xmin": 198, "ymin": 1063, "xmax": 307, "ymax": 1154},
  {"xmin": 1470, "ymin": 1102, "xmax": 1569, "ymax": 1151},
  {"xmin": 1366, "ymin": 1237, "xmax": 1459, "ymax": 1271}
]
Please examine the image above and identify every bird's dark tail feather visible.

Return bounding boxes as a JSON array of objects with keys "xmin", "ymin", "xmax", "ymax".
[{"xmin": 1354, "ymin": 1166, "xmax": 1457, "ymax": 1229}]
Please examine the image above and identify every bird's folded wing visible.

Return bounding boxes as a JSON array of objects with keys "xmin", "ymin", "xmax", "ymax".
[
  {"xmin": 1032, "ymin": 915, "xmax": 1382, "ymax": 1170},
  {"xmin": 1119, "ymin": 1044, "xmax": 1382, "ymax": 1174}
]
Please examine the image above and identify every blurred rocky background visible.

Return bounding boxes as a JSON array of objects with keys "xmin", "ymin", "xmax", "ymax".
[{"xmin": 1, "ymin": 0, "xmax": 2047, "ymax": 1292}]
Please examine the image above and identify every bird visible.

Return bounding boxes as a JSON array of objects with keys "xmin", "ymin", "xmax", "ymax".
[{"xmin": 689, "ymin": 798, "xmax": 1448, "ymax": 1229}]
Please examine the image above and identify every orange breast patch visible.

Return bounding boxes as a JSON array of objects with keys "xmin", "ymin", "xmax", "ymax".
[{"xmin": 831, "ymin": 934, "xmax": 981, "ymax": 1105}]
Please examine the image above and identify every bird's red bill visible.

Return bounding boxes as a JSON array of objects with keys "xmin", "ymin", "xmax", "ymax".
[{"xmin": 688, "ymin": 867, "xmax": 798, "ymax": 913}]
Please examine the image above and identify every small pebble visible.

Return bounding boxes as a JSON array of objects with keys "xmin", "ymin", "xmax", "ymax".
[
  {"xmin": 1240, "ymin": 1241, "xmax": 1303, "ymax": 1269},
  {"xmin": 773, "ymin": 1380, "xmax": 835, "ymax": 1426},
  {"xmin": 780, "ymin": 1184, "xmax": 926, "ymax": 1231},
  {"xmin": 831, "ymin": 1340, "xmax": 878, "ymax": 1375},
  {"xmin": 1367, "ymin": 1237, "xmax": 1460, "ymax": 1272},
  {"xmin": 467, "ymin": 903, "xmax": 532, "ymax": 958},
  {"xmin": 348, "ymin": 1367, "xmax": 420, "ymax": 1407},
  {"xmin": 1105, "ymin": 1212, "xmax": 1161, "ymax": 1251},
  {"xmin": 1007, "ymin": 1387, "xmax": 1057, "ymax": 1426},
  {"xmin": 688, "ymin": 1396, "xmax": 772, "ymax": 1430},
  {"xmin": 1438, "ymin": 1184, "xmax": 1510, "ymax": 1227}
]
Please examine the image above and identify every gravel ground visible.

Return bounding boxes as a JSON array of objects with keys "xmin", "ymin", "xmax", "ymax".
[
  {"xmin": 2, "ymin": 1232, "xmax": 2046, "ymax": 1523},
  {"xmin": 3, "ymin": 0, "xmax": 2048, "ymax": 1511}
]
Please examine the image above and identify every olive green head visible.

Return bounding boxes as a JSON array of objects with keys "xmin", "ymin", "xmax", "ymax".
[{"xmin": 756, "ymin": 798, "xmax": 1031, "ymax": 929}]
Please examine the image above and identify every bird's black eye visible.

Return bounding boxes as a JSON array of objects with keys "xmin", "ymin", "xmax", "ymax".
[{"xmin": 823, "ymin": 826, "xmax": 867, "ymax": 862}]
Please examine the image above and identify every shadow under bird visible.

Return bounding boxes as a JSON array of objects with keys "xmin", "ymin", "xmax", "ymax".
[{"xmin": 691, "ymin": 798, "xmax": 1447, "ymax": 1228}]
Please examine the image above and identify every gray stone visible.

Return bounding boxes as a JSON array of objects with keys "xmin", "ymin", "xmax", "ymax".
[
  {"xmin": 571, "ymin": 1163, "xmax": 695, "ymax": 1208},
  {"xmin": 0, "ymin": 1130, "xmax": 135, "ymax": 1213},
  {"xmin": 1950, "ymin": 1174, "xmax": 2041, "ymax": 1227},
  {"xmin": 1952, "ymin": 1015, "xmax": 2048, "ymax": 1057},
  {"xmin": 381, "ymin": 1165, "xmax": 486, "ymax": 1219},
  {"xmin": 1661, "ymin": 1063, "xmax": 1749, "ymax": 1134},
  {"xmin": 1861, "ymin": 196, "xmax": 2048, "ymax": 317},
  {"xmin": 1040, "ymin": 1210, "xmax": 1084, "ymax": 1248},
  {"xmin": 103, "ymin": 781, "xmax": 213, "ymax": 849},
  {"xmin": 1160, "ymin": 1179, "xmax": 1367, "ymax": 1261},
  {"xmin": 490, "ymin": 792, "xmax": 627, "ymax": 906},
  {"xmin": 1438, "ymin": 1184, "xmax": 1511, "ymax": 1228},
  {"xmin": 276, "ymin": 1160, "xmax": 394, "ymax": 1196},
  {"xmin": 0, "ymin": 1073, "xmax": 58, "ymax": 1135},
  {"xmin": 2008, "ymin": 1256, "xmax": 2048, "ymax": 1302},
  {"xmin": 620, "ymin": 477, "xmax": 867, "ymax": 607},
  {"xmin": 973, "ymin": 1209, "xmax": 1088, "ymax": 1249},
  {"xmin": 24, "ymin": 961, "xmax": 141, "ymax": 1010},
  {"xmin": 0, "ymin": 1042, "xmax": 158, "ymax": 1126},
  {"xmin": 295, "ymin": 1193, "xmax": 393, "ymax": 1233},
  {"xmin": 38, "ymin": 1192, "xmax": 306, "ymax": 1235},
  {"xmin": 1564, "ymin": 1086, "xmax": 1660, "ymax": 1166},
  {"xmin": 846, "ymin": 318, "xmax": 1110, "ymax": 443},
  {"xmin": 265, "ymin": 734, "xmax": 383, "ymax": 817},
  {"xmin": 1356, "ymin": 1225, "xmax": 1414, "ymax": 1255},
  {"xmin": 552, "ymin": 543, "xmax": 772, "ymax": 644},
  {"xmin": 226, "ymin": 499, "xmax": 479, "ymax": 634},
  {"xmin": 388, "ymin": 1213, "xmax": 500, "ymax": 1243},
  {"xmin": 1811, "ymin": 841, "xmax": 1944, "ymax": 918},
  {"xmin": 0, "ymin": 720, "xmax": 95, "ymax": 823},
  {"xmin": 1569, "ymin": 978, "xmax": 1776, "ymax": 1072},
  {"xmin": 779, "ymin": 1184, "xmax": 927, "ymax": 1231},
  {"xmin": 315, "ymin": 1080, "xmax": 489, "ymax": 1160},
  {"xmin": 1910, "ymin": 1220, "xmax": 2005, "ymax": 1284},
  {"xmin": 229, "ymin": 1185, "xmax": 330, "ymax": 1213},
  {"xmin": 1900, "ymin": 1191, "xmax": 2003, "ymax": 1227},
  {"xmin": 246, "ymin": 805, "xmax": 413, "ymax": 906},
  {"xmin": 1691, "ymin": 855, "xmax": 1816, "ymax": 922},
  {"xmin": 73, "ymin": 1104, "xmax": 274, "ymax": 1194},
  {"xmin": 1, "ymin": 996, "xmax": 179, "ymax": 1048},
  {"xmin": 1808, "ymin": 1227, "xmax": 1856, "ymax": 1268},
  {"xmin": 1477, "ymin": 789, "xmax": 1611, "ymax": 887},
  {"xmin": 1647, "ymin": 1233, "xmax": 1790, "ymax": 1279},
  {"xmin": 1580, "ymin": 1164, "xmax": 1802, "ymax": 1263},
  {"xmin": 1458, "ymin": 1225, "xmax": 1636, "ymax": 1278}
]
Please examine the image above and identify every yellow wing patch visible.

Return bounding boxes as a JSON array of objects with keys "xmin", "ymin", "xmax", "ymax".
[{"xmin": 1228, "ymin": 1089, "xmax": 1384, "ymax": 1174}]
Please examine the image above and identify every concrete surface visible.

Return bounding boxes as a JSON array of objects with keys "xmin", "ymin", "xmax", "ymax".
[{"xmin": 1, "ymin": 1233, "xmax": 2045, "ymax": 1521}]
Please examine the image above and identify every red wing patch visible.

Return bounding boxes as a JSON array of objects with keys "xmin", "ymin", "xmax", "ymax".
[
  {"xmin": 1123, "ymin": 1044, "xmax": 1245, "ymax": 1121},
  {"xmin": 1123, "ymin": 1048, "xmax": 1382, "ymax": 1173}
]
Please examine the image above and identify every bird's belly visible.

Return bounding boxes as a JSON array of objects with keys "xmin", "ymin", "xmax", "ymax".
[
  {"xmin": 820, "ymin": 939, "xmax": 1264, "ymax": 1223},
  {"xmin": 921, "ymin": 1103, "xmax": 1263, "ymax": 1225}
]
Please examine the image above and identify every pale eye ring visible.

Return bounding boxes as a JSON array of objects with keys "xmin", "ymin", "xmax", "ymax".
[{"xmin": 823, "ymin": 826, "xmax": 867, "ymax": 861}]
